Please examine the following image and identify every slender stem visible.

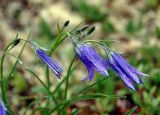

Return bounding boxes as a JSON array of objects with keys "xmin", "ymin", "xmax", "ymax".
[
  {"xmin": 62, "ymin": 55, "xmax": 76, "ymax": 115},
  {"xmin": 64, "ymin": 55, "xmax": 76, "ymax": 100},
  {"xmin": 0, "ymin": 40, "xmax": 20, "ymax": 114},
  {"xmin": 48, "ymin": 32, "xmax": 68, "ymax": 56},
  {"xmin": 2, "ymin": 33, "xmax": 30, "ymax": 114},
  {"xmin": 84, "ymin": 40, "xmax": 103, "ymax": 45},
  {"xmin": 52, "ymin": 77, "xmax": 67, "ymax": 94},
  {"xmin": 45, "ymin": 66, "xmax": 50, "ymax": 89},
  {"xmin": 25, "ymin": 68, "xmax": 57, "ymax": 105},
  {"xmin": 84, "ymin": 40, "xmax": 112, "ymax": 53},
  {"xmin": 44, "ymin": 31, "xmax": 69, "ymax": 111},
  {"xmin": 45, "ymin": 32, "xmax": 68, "ymax": 89},
  {"xmin": 23, "ymin": 99, "xmax": 38, "ymax": 115},
  {"xmin": 74, "ymin": 77, "xmax": 108, "ymax": 96},
  {"xmin": 5, "ymin": 35, "xmax": 29, "ymax": 88},
  {"xmin": 47, "ymin": 22, "xmax": 84, "ymax": 94},
  {"xmin": 0, "ymin": 54, "xmax": 9, "ymax": 109},
  {"xmin": 46, "ymin": 22, "xmax": 84, "ymax": 93},
  {"xmin": 52, "ymin": 61, "xmax": 79, "ymax": 95},
  {"xmin": 49, "ymin": 93, "xmax": 122, "ymax": 114}
]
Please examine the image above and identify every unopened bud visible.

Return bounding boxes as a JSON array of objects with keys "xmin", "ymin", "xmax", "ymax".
[
  {"xmin": 80, "ymin": 25, "xmax": 89, "ymax": 32},
  {"xmin": 13, "ymin": 39, "xmax": 20, "ymax": 46},
  {"xmin": 64, "ymin": 20, "xmax": 70, "ymax": 27},
  {"xmin": 87, "ymin": 26, "xmax": 95, "ymax": 35},
  {"xmin": 75, "ymin": 25, "xmax": 89, "ymax": 34}
]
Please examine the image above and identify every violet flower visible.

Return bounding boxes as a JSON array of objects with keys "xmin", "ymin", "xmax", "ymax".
[
  {"xmin": 107, "ymin": 51, "xmax": 148, "ymax": 91},
  {"xmin": 75, "ymin": 43, "xmax": 109, "ymax": 81},
  {"xmin": 0, "ymin": 101, "xmax": 7, "ymax": 115},
  {"xmin": 30, "ymin": 41, "xmax": 63, "ymax": 78}
]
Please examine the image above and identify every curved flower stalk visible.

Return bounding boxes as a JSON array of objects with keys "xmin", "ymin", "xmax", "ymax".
[
  {"xmin": 0, "ymin": 101, "xmax": 7, "ymax": 115},
  {"xmin": 106, "ymin": 49, "xmax": 148, "ymax": 91},
  {"xmin": 29, "ymin": 41, "xmax": 63, "ymax": 78},
  {"xmin": 75, "ymin": 43, "xmax": 109, "ymax": 81}
]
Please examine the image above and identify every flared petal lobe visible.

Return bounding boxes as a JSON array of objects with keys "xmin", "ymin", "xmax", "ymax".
[
  {"xmin": 111, "ymin": 52, "xmax": 148, "ymax": 77},
  {"xmin": 107, "ymin": 51, "xmax": 148, "ymax": 91},
  {"xmin": 111, "ymin": 52, "xmax": 144, "ymax": 84},
  {"xmin": 81, "ymin": 65, "xmax": 94, "ymax": 81},
  {"xmin": 108, "ymin": 55, "xmax": 136, "ymax": 91},
  {"xmin": 35, "ymin": 48, "xmax": 63, "ymax": 78},
  {"xmin": 75, "ymin": 43, "xmax": 109, "ymax": 80},
  {"xmin": 0, "ymin": 101, "xmax": 7, "ymax": 115}
]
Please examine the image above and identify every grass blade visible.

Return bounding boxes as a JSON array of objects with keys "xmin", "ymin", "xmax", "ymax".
[
  {"xmin": 124, "ymin": 106, "xmax": 137, "ymax": 115},
  {"xmin": 74, "ymin": 77, "xmax": 108, "ymax": 96},
  {"xmin": 49, "ymin": 93, "xmax": 125, "ymax": 114}
]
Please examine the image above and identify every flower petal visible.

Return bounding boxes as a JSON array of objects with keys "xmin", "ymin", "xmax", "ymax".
[
  {"xmin": 76, "ymin": 43, "xmax": 109, "ymax": 77},
  {"xmin": 111, "ymin": 52, "xmax": 143, "ymax": 84},
  {"xmin": 81, "ymin": 66, "xmax": 94, "ymax": 81},
  {"xmin": 0, "ymin": 101, "xmax": 7, "ymax": 115},
  {"xmin": 88, "ymin": 67, "xmax": 94, "ymax": 81},
  {"xmin": 35, "ymin": 48, "xmax": 63, "ymax": 78},
  {"xmin": 112, "ymin": 52, "xmax": 148, "ymax": 77},
  {"xmin": 108, "ymin": 55, "xmax": 136, "ymax": 91}
]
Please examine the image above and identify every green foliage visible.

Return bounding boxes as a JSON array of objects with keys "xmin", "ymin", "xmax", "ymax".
[
  {"xmin": 49, "ymin": 93, "xmax": 125, "ymax": 114},
  {"xmin": 124, "ymin": 106, "xmax": 137, "ymax": 115},
  {"xmin": 155, "ymin": 26, "xmax": 160, "ymax": 39},
  {"xmin": 72, "ymin": 0, "xmax": 105, "ymax": 22},
  {"xmin": 1, "ymin": 14, "xmax": 158, "ymax": 114},
  {"xmin": 31, "ymin": 86, "xmax": 48, "ymax": 94},
  {"xmin": 147, "ymin": 0, "xmax": 159, "ymax": 8},
  {"xmin": 140, "ymin": 46, "xmax": 160, "ymax": 67},
  {"xmin": 0, "ymin": 34, "xmax": 30, "ymax": 114},
  {"xmin": 71, "ymin": 108, "xmax": 81, "ymax": 115},
  {"xmin": 13, "ymin": 74, "xmax": 27, "ymax": 93},
  {"xmin": 126, "ymin": 19, "xmax": 142, "ymax": 34},
  {"xmin": 102, "ymin": 21, "xmax": 115, "ymax": 34},
  {"xmin": 95, "ymin": 74, "xmax": 115, "ymax": 94},
  {"xmin": 39, "ymin": 18, "xmax": 55, "ymax": 40}
]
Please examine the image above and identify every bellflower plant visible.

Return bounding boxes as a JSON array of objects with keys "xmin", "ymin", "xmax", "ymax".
[
  {"xmin": 73, "ymin": 39, "xmax": 109, "ymax": 81},
  {"xmin": 104, "ymin": 47, "xmax": 148, "ymax": 91},
  {"xmin": 0, "ymin": 101, "xmax": 7, "ymax": 115},
  {"xmin": 29, "ymin": 41, "xmax": 63, "ymax": 78}
]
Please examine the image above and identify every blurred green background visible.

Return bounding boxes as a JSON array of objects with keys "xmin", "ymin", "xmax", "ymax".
[{"xmin": 0, "ymin": 0, "xmax": 160, "ymax": 114}]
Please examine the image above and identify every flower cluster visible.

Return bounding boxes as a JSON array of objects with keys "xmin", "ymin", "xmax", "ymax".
[
  {"xmin": 20, "ymin": 23, "xmax": 148, "ymax": 91},
  {"xmin": 74, "ymin": 41, "xmax": 148, "ymax": 91},
  {"xmin": 0, "ymin": 20, "xmax": 149, "ymax": 115}
]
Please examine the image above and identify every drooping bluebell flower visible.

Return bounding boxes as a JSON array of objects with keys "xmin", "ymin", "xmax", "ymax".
[
  {"xmin": 29, "ymin": 41, "xmax": 63, "ymax": 78},
  {"xmin": 106, "ymin": 50, "xmax": 148, "ymax": 91},
  {"xmin": 75, "ymin": 43, "xmax": 109, "ymax": 81},
  {"xmin": 0, "ymin": 101, "xmax": 7, "ymax": 115}
]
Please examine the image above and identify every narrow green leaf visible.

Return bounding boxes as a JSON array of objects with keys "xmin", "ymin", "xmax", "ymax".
[
  {"xmin": 39, "ymin": 18, "xmax": 54, "ymax": 39},
  {"xmin": 124, "ymin": 106, "xmax": 137, "ymax": 115},
  {"xmin": 25, "ymin": 68, "xmax": 57, "ymax": 105},
  {"xmin": 74, "ymin": 77, "xmax": 108, "ymax": 96},
  {"xmin": 72, "ymin": 0, "xmax": 105, "ymax": 21},
  {"xmin": 71, "ymin": 108, "xmax": 81, "ymax": 115},
  {"xmin": 102, "ymin": 21, "xmax": 115, "ymax": 34},
  {"xmin": 49, "ymin": 93, "xmax": 125, "ymax": 113},
  {"xmin": 64, "ymin": 55, "xmax": 76, "ymax": 100}
]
